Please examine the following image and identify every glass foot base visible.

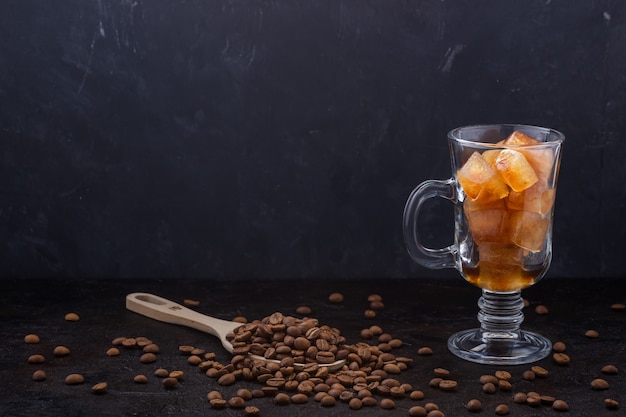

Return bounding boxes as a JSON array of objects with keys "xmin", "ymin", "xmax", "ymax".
[{"xmin": 448, "ymin": 328, "xmax": 552, "ymax": 365}]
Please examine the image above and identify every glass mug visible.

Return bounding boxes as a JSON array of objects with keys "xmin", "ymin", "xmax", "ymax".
[{"xmin": 403, "ymin": 124, "xmax": 564, "ymax": 365}]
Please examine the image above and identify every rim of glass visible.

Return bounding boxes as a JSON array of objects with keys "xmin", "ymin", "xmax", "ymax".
[{"xmin": 448, "ymin": 124, "xmax": 565, "ymax": 149}]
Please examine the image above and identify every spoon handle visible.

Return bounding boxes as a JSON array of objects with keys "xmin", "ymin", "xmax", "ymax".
[{"xmin": 126, "ymin": 292, "xmax": 241, "ymax": 353}]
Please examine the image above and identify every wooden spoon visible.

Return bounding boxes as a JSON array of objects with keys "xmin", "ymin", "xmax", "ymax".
[{"xmin": 126, "ymin": 292, "xmax": 345, "ymax": 371}]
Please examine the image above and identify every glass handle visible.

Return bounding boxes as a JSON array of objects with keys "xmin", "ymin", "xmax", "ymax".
[{"xmin": 403, "ymin": 178, "xmax": 457, "ymax": 269}]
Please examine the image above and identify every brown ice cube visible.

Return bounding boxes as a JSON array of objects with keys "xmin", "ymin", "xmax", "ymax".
[
  {"xmin": 495, "ymin": 149, "xmax": 538, "ymax": 192},
  {"xmin": 507, "ymin": 211, "xmax": 550, "ymax": 252},
  {"xmin": 501, "ymin": 131, "xmax": 555, "ymax": 182},
  {"xmin": 466, "ymin": 209, "xmax": 508, "ymax": 243},
  {"xmin": 507, "ymin": 183, "xmax": 556, "ymax": 215},
  {"xmin": 457, "ymin": 152, "xmax": 509, "ymax": 203},
  {"xmin": 478, "ymin": 242, "xmax": 523, "ymax": 265}
]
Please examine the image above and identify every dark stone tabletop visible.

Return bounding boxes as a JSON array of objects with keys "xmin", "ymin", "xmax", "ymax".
[{"xmin": 1, "ymin": 277, "xmax": 624, "ymax": 416}]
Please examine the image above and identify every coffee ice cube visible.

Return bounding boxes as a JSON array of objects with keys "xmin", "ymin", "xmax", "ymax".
[
  {"xmin": 458, "ymin": 152, "xmax": 509, "ymax": 203},
  {"xmin": 495, "ymin": 149, "xmax": 538, "ymax": 192},
  {"xmin": 507, "ymin": 210, "xmax": 550, "ymax": 252}
]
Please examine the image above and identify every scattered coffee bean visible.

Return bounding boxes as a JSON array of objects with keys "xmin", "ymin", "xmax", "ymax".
[
  {"xmin": 610, "ymin": 303, "xmax": 625, "ymax": 311},
  {"xmin": 92, "ymin": 382, "xmax": 108, "ymax": 394},
  {"xmin": 183, "ymin": 299, "xmax": 200, "ymax": 307},
  {"xmin": 295, "ymin": 305, "xmax": 312, "ymax": 315},
  {"xmin": 531, "ymin": 365, "xmax": 549, "ymax": 377},
  {"xmin": 106, "ymin": 347, "xmax": 120, "ymax": 357},
  {"xmin": 605, "ymin": 398, "xmax": 619, "ymax": 409},
  {"xmin": 245, "ymin": 405, "xmax": 260, "ymax": 416},
  {"xmin": 210, "ymin": 399, "xmax": 227, "ymax": 409},
  {"xmin": 591, "ymin": 378, "xmax": 609, "ymax": 390},
  {"xmin": 53, "ymin": 345, "xmax": 70, "ymax": 357},
  {"xmin": 328, "ymin": 292, "xmax": 344, "ymax": 303},
  {"xmin": 495, "ymin": 370, "xmax": 511, "ymax": 380},
  {"xmin": 410, "ymin": 390, "xmax": 425, "ymax": 400},
  {"xmin": 32, "ymin": 370, "xmax": 46, "ymax": 381},
  {"xmin": 479, "ymin": 374, "xmax": 498, "ymax": 384},
  {"xmin": 364, "ymin": 309, "xmax": 376, "ymax": 319},
  {"xmin": 379, "ymin": 398, "xmax": 395, "ymax": 409},
  {"xmin": 601, "ymin": 364, "xmax": 618, "ymax": 375},
  {"xmin": 495, "ymin": 403, "xmax": 509, "ymax": 415},
  {"xmin": 369, "ymin": 325, "xmax": 383, "ymax": 335},
  {"xmin": 534, "ymin": 305, "xmax": 549, "ymax": 315},
  {"xmin": 439, "ymin": 380, "xmax": 457, "ymax": 391},
  {"xmin": 162, "ymin": 377, "xmax": 178, "ymax": 389},
  {"xmin": 228, "ymin": 396, "xmax": 245, "ymax": 408},
  {"xmin": 133, "ymin": 374, "xmax": 148, "ymax": 384},
  {"xmin": 417, "ymin": 346, "xmax": 433, "ymax": 356},
  {"xmin": 541, "ymin": 395, "xmax": 556, "ymax": 405},
  {"xmin": 27, "ymin": 354, "xmax": 45, "ymax": 364},
  {"xmin": 553, "ymin": 352, "xmax": 570, "ymax": 365},
  {"xmin": 111, "ymin": 337, "xmax": 126, "ymax": 345},
  {"xmin": 64, "ymin": 312, "xmax": 80, "ymax": 321},
  {"xmin": 154, "ymin": 368, "xmax": 169, "ymax": 378},
  {"xmin": 139, "ymin": 353, "xmax": 157, "ymax": 364},
  {"xmin": 513, "ymin": 392, "xmax": 527, "ymax": 404},
  {"xmin": 169, "ymin": 370, "xmax": 184, "ymax": 380},
  {"xmin": 409, "ymin": 405, "xmax": 427, "ymax": 417},
  {"xmin": 122, "ymin": 338, "xmax": 137, "ymax": 348},
  {"xmin": 429, "ymin": 377, "xmax": 443, "ymax": 388},
  {"xmin": 466, "ymin": 399, "xmax": 482, "ymax": 412},
  {"xmin": 527, "ymin": 395, "xmax": 542, "ymax": 407},
  {"xmin": 291, "ymin": 393, "xmax": 308, "ymax": 404},
  {"xmin": 369, "ymin": 300, "xmax": 385, "ymax": 310},
  {"xmin": 135, "ymin": 337, "xmax": 152, "ymax": 347},
  {"xmin": 585, "ymin": 329, "xmax": 600, "ymax": 339},
  {"xmin": 498, "ymin": 379, "xmax": 512, "ymax": 391},
  {"xmin": 178, "ymin": 345, "xmax": 194, "ymax": 354},
  {"xmin": 424, "ymin": 403, "xmax": 439, "ymax": 412},
  {"xmin": 320, "ymin": 395, "xmax": 336, "ymax": 407},
  {"xmin": 426, "ymin": 411, "xmax": 444, "ymax": 417},
  {"xmin": 218, "ymin": 372, "xmax": 236, "ymax": 386},
  {"xmin": 553, "ymin": 341, "xmax": 566, "ymax": 352},
  {"xmin": 482, "ymin": 382, "xmax": 496, "ymax": 394},
  {"xmin": 24, "ymin": 334, "xmax": 40, "ymax": 344},
  {"xmin": 143, "ymin": 343, "xmax": 160, "ymax": 354},
  {"xmin": 360, "ymin": 328, "xmax": 374, "ymax": 339},
  {"xmin": 433, "ymin": 368, "xmax": 450, "ymax": 378},
  {"xmin": 552, "ymin": 399, "xmax": 569, "ymax": 411},
  {"xmin": 65, "ymin": 373, "xmax": 85, "ymax": 385},
  {"xmin": 273, "ymin": 393, "xmax": 290, "ymax": 405},
  {"xmin": 522, "ymin": 370, "xmax": 536, "ymax": 381}
]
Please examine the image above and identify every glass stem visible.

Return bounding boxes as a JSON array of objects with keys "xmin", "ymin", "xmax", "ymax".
[{"xmin": 477, "ymin": 290, "xmax": 525, "ymax": 342}]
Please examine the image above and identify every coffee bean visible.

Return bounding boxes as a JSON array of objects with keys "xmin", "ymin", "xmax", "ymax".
[
  {"xmin": 418, "ymin": 346, "xmax": 433, "ymax": 356},
  {"xmin": 228, "ymin": 396, "xmax": 245, "ymax": 409},
  {"xmin": 410, "ymin": 390, "xmax": 425, "ymax": 400},
  {"xmin": 479, "ymin": 374, "xmax": 498, "ymax": 384},
  {"xmin": 139, "ymin": 353, "xmax": 157, "ymax": 364},
  {"xmin": 426, "ymin": 410, "xmax": 444, "ymax": 417},
  {"xmin": 364, "ymin": 309, "xmax": 376, "ymax": 319},
  {"xmin": 32, "ymin": 370, "xmax": 46, "ymax": 381},
  {"xmin": 495, "ymin": 370, "xmax": 511, "ymax": 380},
  {"xmin": 534, "ymin": 305, "xmax": 548, "ymax": 315},
  {"xmin": 295, "ymin": 306, "xmax": 311, "ymax": 315},
  {"xmin": 106, "ymin": 347, "xmax": 120, "ymax": 357},
  {"xmin": 553, "ymin": 353, "xmax": 570, "ymax": 365},
  {"xmin": 541, "ymin": 395, "xmax": 556, "ymax": 405},
  {"xmin": 379, "ymin": 398, "xmax": 395, "ymax": 409},
  {"xmin": 122, "ymin": 338, "xmax": 137, "ymax": 348},
  {"xmin": 498, "ymin": 380, "xmax": 512, "ymax": 391},
  {"xmin": 482, "ymin": 382, "xmax": 496, "ymax": 394},
  {"xmin": 552, "ymin": 399, "xmax": 569, "ymax": 411},
  {"xmin": 553, "ymin": 341, "xmax": 566, "ymax": 352},
  {"xmin": 433, "ymin": 368, "xmax": 450, "ymax": 378},
  {"xmin": 162, "ymin": 377, "xmax": 178, "ymax": 389},
  {"xmin": 369, "ymin": 300, "xmax": 384, "ymax": 310},
  {"xmin": 154, "ymin": 368, "xmax": 168, "ymax": 378},
  {"xmin": 64, "ymin": 312, "xmax": 80, "ymax": 321},
  {"xmin": 513, "ymin": 392, "xmax": 527, "ymax": 404},
  {"xmin": 207, "ymin": 391, "xmax": 223, "ymax": 401},
  {"xmin": 585, "ymin": 329, "xmax": 600, "ymax": 338},
  {"xmin": 24, "ymin": 334, "xmax": 40, "ymax": 344},
  {"xmin": 134, "ymin": 374, "xmax": 148, "ymax": 384},
  {"xmin": 218, "ymin": 372, "xmax": 236, "ymax": 386},
  {"xmin": 65, "ymin": 373, "xmax": 85, "ymax": 385},
  {"xmin": 591, "ymin": 378, "xmax": 609, "ymax": 390},
  {"xmin": 183, "ymin": 299, "xmax": 200, "ymax": 307},
  {"xmin": 604, "ymin": 398, "xmax": 619, "ymax": 409},
  {"xmin": 53, "ymin": 346, "xmax": 70, "ymax": 357},
  {"xmin": 439, "ymin": 380, "xmax": 457, "ymax": 391},
  {"xmin": 244, "ymin": 405, "xmax": 260, "ymax": 416},
  {"xmin": 360, "ymin": 328, "xmax": 374, "ymax": 339},
  {"xmin": 522, "ymin": 370, "xmax": 536, "ymax": 381},
  {"xmin": 92, "ymin": 382, "xmax": 107, "ymax": 394},
  {"xmin": 429, "ymin": 377, "xmax": 443, "ymax": 388},
  {"xmin": 362, "ymin": 396, "xmax": 377, "ymax": 406},
  {"xmin": 369, "ymin": 325, "xmax": 383, "ymax": 335},
  {"xmin": 610, "ymin": 303, "xmax": 625, "ymax": 311},
  {"xmin": 495, "ymin": 404, "xmax": 509, "ymax": 415},
  {"xmin": 601, "ymin": 364, "xmax": 618, "ymax": 375},
  {"xmin": 328, "ymin": 292, "xmax": 344, "ymax": 303},
  {"xmin": 320, "ymin": 395, "xmax": 336, "ymax": 407},
  {"xmin": 527, "ymin": 395, "xmax": 542, "ymax": 407},
  {"xmin": 466, "ymin": 399, "xmax": 482, "ymax": 412},
  {"xmin": 349, "ymin": 398, "xmax": 363, "ymax": 410},
  {"xmin": 424, "ymin": 403, "xmax": 439, "ymax": 412},
  {"xmin": 143, "ymin": 343, "xmax": 160, "ymax": 354},
  {"xmin": 169, "ymin": 370, "xmax": 184, "ymax": 380},
  {"xmin": 28, "ymin": 354, "xmax": 45, "ymax": 364},
  {"xmin": 531, "ymin": 365, "xmax": 549, "ymax": 377},
  {"xmin": 408, "ymin": 406, "xmax": 427, "ymax": 417},
  {"xmin": 209, "ymin": 399, "xmax": 227, "ymax": 409}
]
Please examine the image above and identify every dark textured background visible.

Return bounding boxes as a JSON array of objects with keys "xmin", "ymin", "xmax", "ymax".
[{"xmin": 1, "ymin": 0, "xmax": 625, "ymax": 279}]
